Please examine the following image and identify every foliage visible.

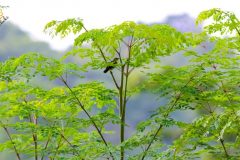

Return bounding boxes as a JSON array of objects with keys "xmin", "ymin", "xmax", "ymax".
[{"xmin": 1, "ymin": 8, "xmax": 240, "ymax": 160}]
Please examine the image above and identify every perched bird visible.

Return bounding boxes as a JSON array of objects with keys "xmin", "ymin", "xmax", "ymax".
[{"xmin": 103, "ymin": 58, "xmax": 119, "ymax": 73}]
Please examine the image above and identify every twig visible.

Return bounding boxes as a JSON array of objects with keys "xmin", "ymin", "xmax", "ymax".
[
  {"xmin": 52, "ymin": 133, "xmax": 63, "ymax": 159},
  {"xmin": 220, "ymin": 138, "xmax": 229, "ymax": 158},
  {"xmin": 141, "ymin": 74, "xmax": 195, "ymax": 160},
  {"xmin": 24, "ymin": 99, "xmax": 38, "ymax": 160},
  {"xmin": 120, "ymin": 34, "xmax": 134, "ymax": 160},
  {"xmin": 113, "ymin": 46, "xmax": 123, "ymax": 64},
  {"xmin": 59, "ymin": 76, "xmax": 115, "ymax": 160},
  {"xmin": 1, "ymin": 124, "xmax": 21, "ymax": 160},
  {"xmin": 60, "ymin": 133, "xmax": 80, "ymax": 156},
  {"xmin": 98, "ymin": 47, "xmax": 120, "ymax": 89},
  {"xmin": 121, "ymin": 39, "xmax": 129, "ymax": 47},
  {"xmin": 80, "ymin": 23, "xmax": 120, "ymax": 90},
  {"xmin": 40, "ymin": 135, "xmax": 51, "ymax": 160}
]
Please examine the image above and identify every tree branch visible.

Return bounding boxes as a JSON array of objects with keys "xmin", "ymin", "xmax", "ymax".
[
  {"xmin": 80, "ymin": 23, "xmax": 120, "ymax": 90},
  {"xmin": 40, "ymin": 135, "xmax": 51, "ymax": 160},
  {"xmin": 32, "ymin": 117, "xmax": 38, "ymax": 160},
  {"xmin": 120, "ymin": 39, "xmax": 129, "ymax": 47},
  {"xmin": 25, "ymin": 99, "xmax": 38, "ymax": 160},
  {"xmin": 120, "ymin": 34, "xmax": 134, "ymax": 160},
  {"xmin": 141, "ymin": 75, "xmax": 195, "ymax": 160},
  {"xmin": 59, "ymin": 76, "xmax": 115, "ymax": 160},
  {"xmin": 1, "ymin": 123, "xmax": 21, "ymax": 160},
  {"xmin": 220, "ymin": 137, "xmax": 229, "ymax": 158},
  {"xmin": 52, "ymin": 133, "xmax": 63, "ymax": 160},
  {"xmin": 113, "ymin": 46, "xmax": 123, "ymax": 64},
  {"xmin": 98, "ymin": 47, "xmax": 120, "ymax": 89},
  {"xmin": 60, "ymin": 133, "xmax": 81, "ymax": 156}
]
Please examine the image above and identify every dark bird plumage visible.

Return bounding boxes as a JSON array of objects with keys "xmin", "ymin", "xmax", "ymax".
[{"xmin": 103, "ymin": 58, "xmax": 119, "ymax": 73}]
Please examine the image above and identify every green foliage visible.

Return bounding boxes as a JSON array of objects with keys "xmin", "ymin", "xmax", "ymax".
[
  {"xmin": 1, "ymin": 8, "xmax": 240, "ymax": 160},
  {"xmin": 0, "ymin": 53, "xmax": 119, "ymax": 159},
  {"xmin": 196, "ymin": 8, "xmax": 240, "ymax": 35},
  {"xmin": 45, "ymin": 20, "xmax": 190, "ymax": 70},
  {"xmin": 44, "ymin": 18, "xmax": 84, "ymax": 37}
]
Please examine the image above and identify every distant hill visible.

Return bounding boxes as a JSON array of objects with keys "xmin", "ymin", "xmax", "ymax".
[
  {"xmin": 164, "ymin": 14, "xmax": 201, "ymax": 32},
  {"xmin": 0, "ymin": 22, "xmax": 62, "ymax": 60}
]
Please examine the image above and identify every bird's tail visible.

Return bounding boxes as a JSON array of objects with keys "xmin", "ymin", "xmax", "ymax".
[{"xmin": 103, "ymin": 68, "xmax": 109, "ymax": 73}]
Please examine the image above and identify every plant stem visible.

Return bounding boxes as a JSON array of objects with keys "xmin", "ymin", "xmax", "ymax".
[
  {"xmin": 40, "ymin": 135, "xmax": 51, "ymax": 160},
  {"xmin": 200, "ymin": 93, "xmax": 230, "ymax": 159},
  {"xmin": 81, "ymin": 24, "xmax": 120, "ymax": 90},
  {"xmin": 2, "ymin": 125, "xmax": 21, "ymax": 160},
  {"xmin": 113, "ymin": 46, "xmax": 123, "ymax": 64},
  {"xmin": 60, "ymin": 76, "xmax": 115, "ymax": 160},
  {"xmin": 52, "ymin": 134, "xmax": 63, "ymax": 159},
  {"xmin": 25, "ymin": 99, "xmax": 38, "ymax": 160},
  {"xmin": 32, "ymin": 116, "xmax": 38, "ymax": 160},
  {"xmin": 141, "ymin": 75, "xmax": 195, "ymax": 160},
  {"xmin": 120, "ymin": 35, "xmax": 134, "ymax": 160},
  {"xmin": 60, "ymin": 133, "xmax": 81, "ymax": 156},
  {"xmin": 220, "ymin": 138, "xmax": 229, "ymax": 158},
  {"xmin": 98, "ymin": 47, "xmax": 120, "ymax": 89},
  {"xmin": 119, "ymin": 64, "xmax": 125, "ymax": 160}
]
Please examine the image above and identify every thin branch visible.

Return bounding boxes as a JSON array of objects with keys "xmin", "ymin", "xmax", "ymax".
[
  {"xmin": 173, "ymin": 148, "xmax": 177, "ymax": 160},
  {"xmin": 1, "ymin": 124, "xmax": 21, "ymax": 160},
  {"xmin": 141, "ymin": 96, "xmax": 181, "ymax": 160},
  {"xmin": 128, "ymin": 67, "xmax": 135, "ymax": 75},
  {"xmin": 59, "ymin": 76, "xmax": 115, "ymax": 160},
  {"xmin": 220, "ymin": 81, "xmax": 234, "ymax": 106},
  {"xmin": 234, "ymin": 26, "xmax": 240, "ymax": 36},
  {"xmin": 80, "ymin": 24, "xmax": 89, "ymax": 32},
  {"xmin": 52, "ymin": 134, "xmax": 63, "ymax": 159},
  {"xmin": 215, "ymin": 10, "xmax": 240, "ymax": 36},
  {"xmin": 60, "ymin": 133, "xmax": 80, "ymax": 156},
  {"xmin": 141, "ymin": 75, "xmax": 195, "ymax": 160},
  {"xmin": 198, "ymin": 64, "xmax": 231, "ymax": 158},
  {"xmin": 199, "ymin": 94, "xmax": 229, "ymax": 158},
  {"xmin": 113, "ymin": 46, "xmax": 123, "ymax": 64},
  {"xmin": 228, "ymin": 13, "xmax": 240, "ymax": 36},
  {"xmin": 120, "ymin": 34, "xmax": 134, "ymax": 160},
  {"xmin": 206, "ymin": 102, "xmax": 213, "ymax": 114},
  {"xmin": 98, "ymin": 47, "xmax": 120, "ymax": 89},
  {"xmin": 119, "ymin": 64, "xmax": 125, "ymax": 159},
  {"xmin": 141, "ymin": 124, "xmax": 163, "ymax": 160},
  {"xmin": 120, "ymin": 39, "xmax": 129, "ymax": 47},
  {"xmin": 24, "ymin": 99, "xmax": 38, "ymax": 160},
  {"xmin": 80, "ymin": 23, "xmax": 120, "ymax": 90},
  {"xmin": 24, "ymin": 100, "xmax": 38, "ymax": 159},
  {"xmin": 40, "ymin": 135, "xmax": 51, "ymax": 160},
  {"xmin": 119, "ymin": 65, "xmax": 125, "ymax": 116},
  {"xmin": 122, "ymin": 36, "xmax": 134, "ymax": 109},
  {"xmin": 206, "ymin": 108, "xmax": 229, "ymax": 158},
  {"xmin": 110, "ymin": 71, "xmax": 120, "ymax": 90},
  {"xmin": 32, "ymin": 119, "xmax": 38, "ymax": 160},
  {"xmin": 213, "ymin": 64, "xmax": 237, "ymax": 114},
  {"xmin": 220, "ymin": 138, "xmax": 229, "ymax": 158},
  {"xmin": 125, "ymin": 96, "xmax": 131, "ymax": 103}
]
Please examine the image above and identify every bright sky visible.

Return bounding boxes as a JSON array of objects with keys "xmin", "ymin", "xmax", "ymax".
[{"xmin": 1, "ymin": 0, "xmax": 240, "ymax": 50}]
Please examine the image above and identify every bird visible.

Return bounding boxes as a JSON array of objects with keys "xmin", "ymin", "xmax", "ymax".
[{"xmin": 103, "ymin": 58, "xmax": 119, "ymax": 73}]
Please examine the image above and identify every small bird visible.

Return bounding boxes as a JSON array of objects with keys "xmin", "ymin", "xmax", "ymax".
[{"xmin": 103, "ymin": 58, "xmax": 119, "ymax": 73}]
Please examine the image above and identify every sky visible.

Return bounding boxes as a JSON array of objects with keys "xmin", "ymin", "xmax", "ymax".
[{"xmin": 1, "ymin": 0, "xmax": 240, "ymax": 50}]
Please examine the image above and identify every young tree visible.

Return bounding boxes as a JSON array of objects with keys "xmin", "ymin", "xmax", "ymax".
[
  {"xmin": 0, "ymin": 8, "xmax": 239, "ymax": 160},
  {"xmin": 43, "ymin": 19, "xmax": 193, "ymax": 160}
]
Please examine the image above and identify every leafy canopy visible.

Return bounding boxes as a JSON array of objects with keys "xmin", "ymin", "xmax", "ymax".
[{"xmin": 0, "ymin": 8, "xmax": 240, "ymax": 160}]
